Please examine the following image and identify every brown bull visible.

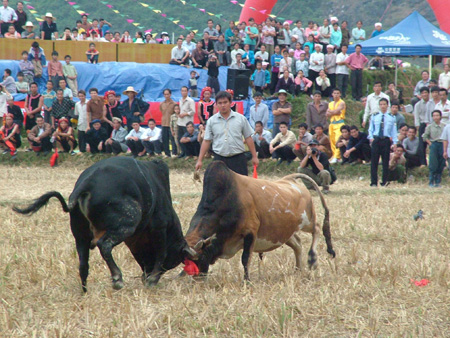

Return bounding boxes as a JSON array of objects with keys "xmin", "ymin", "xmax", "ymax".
[{"xmin": 185, "ymin": 161, "xmax": 335, "ymax": 280}]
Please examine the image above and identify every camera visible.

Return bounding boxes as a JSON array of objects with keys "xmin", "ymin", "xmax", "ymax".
[{"xmin": 311, "ymin": 148, "xmax": 317, "ymax": 155}]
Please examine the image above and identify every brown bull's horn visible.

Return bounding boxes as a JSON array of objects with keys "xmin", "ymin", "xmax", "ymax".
[
  {"xmin": 203, "ymin": 234, "xmax": 216, "ymax": 246},
  {"xmin": 193, "ymin": 239, "xmax": 204, "ymax": 251},
  {"xmin": 185, "ymin": 247, "xmax": 198, "ymax": 258}
]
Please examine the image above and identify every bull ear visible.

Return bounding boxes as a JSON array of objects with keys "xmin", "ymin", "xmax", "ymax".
[{"xmin": 183, "ymin": 246, "xmax": 199, "ymax": 260}]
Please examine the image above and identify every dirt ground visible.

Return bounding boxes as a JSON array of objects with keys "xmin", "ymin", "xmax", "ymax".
[{"xmin": 0, "ymin": 163, "xmax": 449, "ymax": 337}]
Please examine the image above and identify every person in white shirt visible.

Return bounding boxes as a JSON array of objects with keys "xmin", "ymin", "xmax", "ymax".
[
  {"xmin": 125, "ymin": 121, "xmax": 146, "ymax": 157},
  {"xmin": 140, "ymin": 118, "xmax": 162, "ymax": 156},
  {"xmin": 169, "ymin": 38, "xmax": 190, "ymax": 66},
  {"xmin": 309, "ymin": 44, "xmax": 324, "ymax": 88},
  {"xmin": 291, "ymin": 20, "xmax": 305, "ymax": 45},
  {"xmin": 230, "ymin": 43, "xmax": 245, "ymax": 63},
  {"xmin": 336, "ymin": 45, "xmax": 350, "ymax": 98},
  {"xmin": 0, "ymin": 0, "xmax": 17, "ymax": 36},
  {"xmin": 0, "ymin": 85, "xmax": 12, "ymax": 125},
  {"xmin": 177, "ymin": 86, "xmax": 195, "ymax": 157},
  {"xmin": 439, "ymin": 64, "xmax": 450, "ymax": 91},
  {"xmin": 362, "ymin": 81, "xmax": 390, "ymax": 128},
  {"xmin": 435, "ymin": 88, "xmax": 450, "ymax": 124},
  {"xmin": 75, "ymin": 90, "xmax": 88, "ymax": 152},
  {"xmin": 441, "ymin": 122, "xmax": 450, "ymax": 172},
  {"xmin": 318, "ymin": 18, "xmax": 331, "ymax": 47},
  {"xmin": 249, "ymin": 92, "xmax": 269, "ymax": 128},
  {"xmin": 182, "ymin": 35, "xmax": 196, "ymax": 55},
  {"xmin": 254, "ymin": 45, "xmax": 269, "ymax": 63}
]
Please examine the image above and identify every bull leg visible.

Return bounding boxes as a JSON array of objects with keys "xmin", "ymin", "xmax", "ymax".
[
  {"xmin": 75, "ymin": 239, "xmax": 91, "ymax": 293},
  {"xmin": 308, "ymin": 222, "xmax": 321, "ymax": 270},
  {"xmin": 285, "ymin": 233, "xmax": 303, "ymax": 271},
  {"xmin": 242, "ymin": 233, "xmax": 255, "ymax": 281},
  {"xmin": 144, "ymin": 229, "xmax": 167, "ymax": 287}
]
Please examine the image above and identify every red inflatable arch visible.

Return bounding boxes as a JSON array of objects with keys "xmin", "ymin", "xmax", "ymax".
[{"xmin": 239, "ymin": 0, "xmax": 450, "ymax": 34}]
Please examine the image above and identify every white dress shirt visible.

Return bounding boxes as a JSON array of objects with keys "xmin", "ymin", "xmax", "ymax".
[
  {"xmin": 435, "ymin": 100, "xmax": 450, "ymax": 124},
  {"xmin": 363, "ymin": 92, "xmax": 390, "ymax": 123},
  {"xmin": 178, "ymin": 96, "xmax": 195, "ymax": 127},
  {"xmin": 140, "ymin": 126, "xmax": 162, "ymax": 141},
  {"xmin": 309, "ymin": 52, "xmax": 324, "ymax": 72},
  {"xmin": 439, "ymin": 72, "xmax": 450, "ymax": 90},
  {"xmin": 0, "ymin": 6, "xmax": 17, "ymax": 22},
  {"xmin": 75, "ymin": 100, "xmax": 88, "ymax": 132}
]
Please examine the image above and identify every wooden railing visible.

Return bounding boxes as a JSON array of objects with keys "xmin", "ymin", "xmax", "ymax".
[{"xmin": 0, "ymin": 39, "xmax": 172, "ymax": 63}]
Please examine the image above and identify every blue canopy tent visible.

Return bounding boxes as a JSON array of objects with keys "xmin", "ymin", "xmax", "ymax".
[{"xmin": 348, "ymin": 11, "xmax": 450, "ymax": 83}]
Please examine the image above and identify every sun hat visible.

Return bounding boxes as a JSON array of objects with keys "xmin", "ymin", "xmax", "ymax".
[{"xmin": 123, "ymin": 86, "xmax": 138, "ymax": 95}]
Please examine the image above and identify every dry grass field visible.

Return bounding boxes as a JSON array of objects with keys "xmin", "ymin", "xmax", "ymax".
[{"xmin": 1, "ymin": 163, "xmax": 449, "ymax": 337}]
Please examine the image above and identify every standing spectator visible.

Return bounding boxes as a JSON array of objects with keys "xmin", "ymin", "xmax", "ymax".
[
  {"xmin": 397, "ymin": 123, "xmax": 408, "ymax": 144},
  {"xmin": 411, "ymin": 71, "xmax": 430, "ymax": 106},
  {"xmin": 295, "ymin": 52, "xmax": 309, "ymax": 77},
  {"xmin": 59, "ymin": 79, "xmax": 73, "ymax": 100},
  {"xmin": 180, "ymin": 121, "xmax": 200, "ymax": 159},
  {"xmin": 279, "ymin": 49, "xmax": 293, "ymax": 75},
  {"xmin": 15, "ymin": 72, "xmax": 29, "ymax": 94},
  {"xmin": 0, "ymin": 84, "xmax": 12, "ymax": 126},
  {"xmin": 244, "ymin": 18, "xmax": 259, "ymax": 51},
  {"xmin": 86, "ymin": 43, "xmax": 99, "ymax": 64},
  {"xmin": 48, "ymin": 51, "xmax": 64, "ymax": 90},
  {"xmin": 19, "ymin": 51, "xmax": 34, "ymax": 84},
  {"xmin": 170, "ymin": 104, "xmax": 180, "ymax": 155},
  {"xmin": 435, "ymin": 88, "xmax": 450, "ymax": 124},
  {"xmin": 86, "ymin": 119, "xmax": 108, "ymax": 154},
  {"xmin": 272, "ymin": 89, "xmax": 292, "ymax": 138},
  {"xmin": 86, "ymin": 88, "xmax": 108, "ymax": 130},
  {"xmin": 413, "ymin": 87, "xmax": 430, "ymax": 166},
  {"xmin": 118, "ymin": 86, "xmax": 149, "ymax": 130},
  {"xmin": 324, "ymin": 45, "xmax": 337, "ymax": 89},
  {"xmin": 291, "ymin": 20, "xmax": 305, "ymax": 46},
  {"xmin": 80, "ymin": 14, "xmax": 92, "ymax": 34},
  {"xmin": 309, "ymin": 44, "xmax": 324, "ymax": 87},
  {"xmin": 170, "ymin": 38, "xmax": 190, "ymax": 66},
  {"xmin": 160, "ymin": 88, "xmax": 176, "ymax": 157},
  {"xmin": 140, "ymin": 119, "xmax": 162, "ymax": 156},
  {"xmin": 104, "ymin": 90, "xmax": 120, "ymax": 134},
  {"xmin": 327, "ymin": 88, "xmax": 346, "ymax": 163},
  {"xmin": 385, "ymin": 82, "xmax": 403, "ymax": 104},
  {"xmin": 249, "ymin": 92, "xmax": 269, "ymax": 129},
  {"xmin": 346, "ymin": 44, "xmax": 368, "ymax": 101},
  {"xmin": 293, "ymin": 123, "xmax": 313, "ymax": 160},
  {"xmin": 368, "ymin": 98, "xmax": 398, "ymax": 187},
  {"xmin": 318, "ymin": 19, "xmax": 331, "ymax": 49},
  {"xmin": 441, "ymin": 122, "xmax": 450, "ymax": 178},
  {"xmin": 75, "ymin": 90, "xmax": 88, "ymax": 153},
  {"xmin": 104, "ymin": 117, "xmax": 127, "ymax": 155},
  {"xmin": 1, "ymin": 69, "xmax": 16, "ymax": 94},
  {"xmin": 188, "ymin": 70, "xmax": 200, "ymax": 98},
  {"xmin": 351, "ymin": 20, "xmax": 365, "ymax": 43},
  {"xmin": 306, "ymin": 91, "xmax": 328, "ymax": 133},
  {"xmin": 177, "ymin": 86, "xmax": 195, "ymax": 158},
  {"xmin": 423, "ymin": 110, "xmax": 445, "ymax": 187},
  {"xmin": 390, "ymin": 100, "xmax": 406, "ymax": 127},
  {"xmin": 251, "ymin": 62, "xmax": 270, "ymax": 93},
  {"xmin": 63, "ymin": 55, "xmax": 78, "ymax": 97},
  {"xmin": 214, "ymin": 35, "xmax": 229, "ymax": 65},
  {"xmin": 403, "ymin": 126, "xmax": 421, "ymax": 170},
  {"xmin": 252, "ymin": 121, "xmax": 272, "ymax": 159},
  {"xmin": 52, "ymin": 118, "xmax": 77, "ymax": 155},
  {"xmin": 262, "ymin": 19, "xmax": 276, "ymax": 56},
  {"xmin": 27, "ymin": 115, "xmax": 52, "ymax": 155},
  {"xmin": 270, "ymin": 121, "xmax": 296, "ymax": 164},
  {"xmin": 0, "ymin": 0, "xmax": 17, "ymax": 35},
  {"xmin": 370, "ymin": 23, "xmax": 385, "ymax": 38},
  {"xmin": 298, "ymin": 140, "xmax": 332, "ymax": 194},
  {"xmin": 270, "ymin": 45, "xmax": 282, "ymax": 94},
  {"xmin": 224, "ymin": 21, "xmax": 235, "ymax": 48},
  {"xmin": 42, "ymin": 81, "xmax": 56, "ymax": 125},
  {"xmin": 51, "ymin": 89, "xmax": 74, "ymax": 128},
  {"xmin": 439, "ymin": 64, "xmax": 450, "ymax": 91},
  {"xmin": 330, "ymin": 23, "xmax": 342, "ymax": 51},
  {"xmin": 7, "ymin": 97, "xmax": 23, "ymax": 127},
  {"xmin": 203, "ymin": 19, "xmax": 219, "ymax": 41},
  {"xmin": 336, "ymin": 45, "xmax": 350, "ymax": 98},
  {"xmin": 195, "ymin": 90, "xmax": 258, "ymax": 175},
  {"xmin": 24, "ymin": 82, "xmax": 43, "ymax": 133},
  {"xmin": 363, "ymin": 82, "xmax": 390, "ymax": 129},
  {"xmin": 99, "ymin": 18, "xmax": 112, "ymax": 37},
  {"xmin": 40, "ymin": 13, "xmax": 57, "ymax": 40},
  {"xmin": 255, "ymin": 45, "xmax": 269, "ymax": 63},
  {"xmin": 206, "ymin": 54, "xmax": 220, "ymax": 96},
  {"xmin": 229, "ymin": 28, "xmax": 242, "ymax": 49},
  {"xmin": 340, "ymin": 21, "xmax": 351, "ymax": 47},
  {"xmin": 28, "ymin": 42, "xmax": 46, "ymax": 78},
  {"xmin": 387, "ymin": 145, "xmax": 406, "ymax": 184},
  {"xmin": 343, "ymin": 125, "xmax": 371, "ymax": 164},
  {"xmin": 192, "ymin": 41, "xmax": 209, "ymax": 68},
  {"xmin": 198, "ymin": 87, "xmax": 215, "ymax": 125},
  {"xmin": 242, "ymin": 44, "xmax": 255, "ymax": 69},
  {"xmin": 21, "ymin": 21, "xmax": 35, "ymax": 39}
]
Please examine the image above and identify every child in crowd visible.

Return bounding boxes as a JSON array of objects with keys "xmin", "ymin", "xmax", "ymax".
[
  {"xmin": 63, "ymin": 55, "xmax": 78, "ymax": 96},
  {"xmin": 170, "ymin": 104, "xmax": 180, "ymax": 153},
  {"xmin": 188, "ymin": 70, "xmax": 200, "ymax": 98},
  {"xmin": 42, "ymin": 80, "xmax": 56, "ymax": 125},
  {"xmin": 19, "ymin": 51, "xmax": 34, "ymax": 84},
  {"xmin": 206, "ymin": 54, "xmax": 220, "ymax": 97},
  {"xmin": 86, "ymin": 43, "xmax": 99, "ymax": 64},
  {"xmin": 48, "ymin": 51, "xmax": 64, "ymax": 90},
  {"xmin": 251, "ymin": 61, "xmax": 270, "ymax": 93},
  {"xmin": 15, "ymin": 72, "xmax": 29, "ymax": 94}
]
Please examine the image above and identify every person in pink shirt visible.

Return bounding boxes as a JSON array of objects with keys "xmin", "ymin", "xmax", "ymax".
[
  {"xmin": 48, "ymin": 51, "xmax": 64, "ymax": 90},
  {"xmin": 294, "ymin": 70, "xmax": 313, "ymax": 96},
  {"xmin": 346, "ymin": 44, "xmax": 368, "ymax": 101}
]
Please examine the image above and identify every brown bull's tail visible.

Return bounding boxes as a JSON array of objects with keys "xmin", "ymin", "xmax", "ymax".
[
  {"xmin": 282, "ymin": 174, "xmax": 336, "ymax": 258},
  {"xmin": 13, "ymin": 191, "xmax": 70, "ymax": 215}
]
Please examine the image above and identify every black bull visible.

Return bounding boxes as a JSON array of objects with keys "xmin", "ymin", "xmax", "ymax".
[{"xmin": 13, "ymin": 157, "xmax": 196, "ymax": 292}]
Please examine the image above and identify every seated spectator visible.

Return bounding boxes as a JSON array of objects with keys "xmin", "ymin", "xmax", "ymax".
[
  {"xmin": 242, "ymin": 44, "xmax": 255, "ymax": 69},
  {"xmin": 294, "ymin": 70, "xmax": 313, "ymax": 96},
  {"xmin": 1, "ymin": 69, "xmax": 16, "ymax": 94},
  {"xmin": 252, "ymin": 121, "xmax": 272, "ymax": 159},
  {"xmin": 293, "ymin": 123, "xmax": 313, "ymax": 160},
  {"xmin": 254, "ymin": 45, "xmax": 269, "ymax": 63},
  {"xmin": 230, "ymin": 43, "xmax": 245, "ymax": 63},
  {"xmin": 293, "ymin": 42, "xmax": 303, "ymax": 60},
  {"xmin": 63, "ymin": 55, "xmax": 78, "ymax": 97},
  {"xmin": 51, "ymin": 89, "xmax": 75, "ymax": 128},
  {"xmin": 0, "ymin": 114, "xmax": 20, "ymax": 156},
  {"xmin": 24, "ymin": 82, "xmax": 43, "ymax": 133},
  {"xmin": 85, "ymin": 119, "xmax": 108, "ymax": 154},
  {"xmin": 411, "ymin": 70, "xmax": 430, "ymax": 106},
  {"xmin": 60, "ymin": 27, "xmax": 74, "ymax": 41},
  {"xmin": 214, "ymin": 34, "xmax": 229, "ymax": 66},
  {"xmin": 144, "ymin": 32, "xmax": 156, "ymax": 44},
  {"xmin": 342, "ymin": 125, "xmax": 371, "ymax": 164},
  {"xmin": 402, "ymin": 126, "xmax": 421, "ymax": 170},
  {"xmin": 316, "ymin": 69, "xmax": 331, "ymax": 97},
  {"xmin": 397, "ymin": 123, "xmax": 408, "ymax": 144},
  {"xmin": 251, "ymin": 62, "xmax": 270, "ymax": 93},
  {"xmin": 99, "ymin": 18, "xmax": 112, "ymax": 37},
  {"xmin": 104, "ymin": 117, "xmax": 128, "ymax": 155},
  {"xmin": 201, "ymin": 32, "xmax": 215, "ymax": 53},
  {"xmin": 48, "ymin": 51, "xmax": 64, "ymax": 90},
  {"xmin": 423, "ymin": 110, "xmax": 445, "ymax": 187},
  {"xmin": 298, "ymin": 140, "xmax": 333, "ymax": 194},
  {"xmin": 270, "ymin": 122, "xmax": 297, "ymax": 165},
  {"xmin": 133, "ymin": 31, "xmax": 144, "ymax": 43},
  {"xmin": 6, "ymin": 98, "xmax": 23, "ymax": 128},
  {"xmin": 59, "ymin": 79, "xmax": 73, "ymax": 100},
  {"xmin": 180, "ymin": 121, "xmax": 200, "ymax": 159},
  {"xmin": 125, "ymin": 121, "xmax": 146, "ymax": 157},
  {"xmin": 387, "ymin": 145, "xmax": 406, "ymax": 184},
  {"xmin": 111, "ymin": 31, "xmax": 121, "ymax": 43},
  {"xmin": 28, "ymin": 42, "xmax": 46, "ymax": 78},
  {"xmin": 120, "ymin": 30, "xmax": 133, "ymax": 43},
  {"xmin": 249, "ymin": 92, "xmax": 269, "ymax": 129},
  {"xmin": 312, "ymin": 124, "xmax": 332, "ymax": 158},
  {"xmin": 71, "ymin": 28, "xmax": 79, "ymax": 40},
  {"xmin": 170, "ymin": 38, "xmax": 190, "ymax": 66},
  {"xmin": 275, "ymin": 70, "xmax": 295, "ymax": 94},
  {"xmin": 192, "ymin": 41, "xmax": 209, "ymax": 68},
  {"xmin": 86, "ymin": 43, "xmax": 99, "ymax": 64},
  {"xmin": 229, "ymin": 53, "xmax": 246, "ymax": 70},
  {"xmin": 27, "ymin": 115, "xmax": 52, "ymax": 155},
  {"xmin": 75, "ymin": 90, "xmax": 88, "ymax": 153},
  {"xmin": 15, "ymin": 72, "xmax": 29, "ymax": 94},
  {"xmin": 52, "ymin": 118, "xmax": 77, "ymax": 155},
  {"xmin": 4, "ymin": 24, "xmax": 20, "ymax": 38},
  {"xmin": 336, "ymin": 125, "xmax": 351, "ymax": 164},
  {"xmin": 104, "ymin": 90, "xmax": 121, "ymax": 132},
  {"xmin": 182, "ymin": 34, "xmax": 196, "ymax": 54},
  {"xmin": 118, "ymin": 86, "xmax": 150, "ymax": 131},
  {"xmin": 385, "ymin": 82, "xmax": 403, "ymax": 104},
  {"xmin": 19, "ymin": 51, "xmax": 34, "ymax": 84},
  {"xmin": 368, "ymin": 56, "xmax": 384, "ymax": 70},
  {"xmin": 21, "ymin": 21, "xmax": 35, "ymax": 39},
  {"xmin": 390, "ymin": 100, "xmax": 405, "ymax": 127},
  {"xmin": 140, "ymin": 119, "xmax": 162, "ymax": 156}
]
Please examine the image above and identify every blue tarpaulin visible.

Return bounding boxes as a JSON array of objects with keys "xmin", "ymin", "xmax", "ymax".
[{"xmin": 348, "ymin": 11, "xmax": 450, "ymax": 56}]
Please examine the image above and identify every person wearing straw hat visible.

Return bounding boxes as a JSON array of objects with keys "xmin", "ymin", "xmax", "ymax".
[
  {"xmin": 0, "ymin": 0, "xmax": 17, "ymax": 35},
  {"xmin": 118, "ymin": 86, "xmax": 149, "ymax": 130},
  {"xmin": 14, "ymin": 1, "xmax": 27, "ymax": 34},
  {"xmin": 21, "ymin": 21, "xmax": 35, "ymax": 39},
  {"xmin": 40, "ymin": 12, "xmax": 58, "ymax": 40}
]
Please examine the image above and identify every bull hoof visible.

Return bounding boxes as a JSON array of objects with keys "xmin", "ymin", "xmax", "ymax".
[
  {"xmin": 112, "ymin": 279, "xmax": 124, "ymax": 290},
  {"xmin": 82, "ymin": 285, "xmax": 88, "ymax": 293},
  {"xmin": 144, "ymin": 275, "xmax": 161, "ymax": 287}
]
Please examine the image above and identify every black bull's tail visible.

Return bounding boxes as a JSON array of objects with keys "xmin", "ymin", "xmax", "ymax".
[
  {"xmin": 13, "ymin": 191, "xmax": 70, "ymax": 215},
  {"xmin": 282, "ymin": 173, "xmax": 336, "ymax": 258}
]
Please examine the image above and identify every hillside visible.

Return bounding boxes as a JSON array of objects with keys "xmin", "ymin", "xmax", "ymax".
[{"xmin": 21, "ymin": 0, "xmax": 437, "ymax": 39}]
